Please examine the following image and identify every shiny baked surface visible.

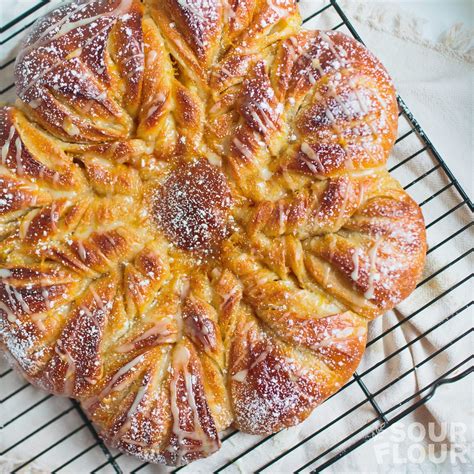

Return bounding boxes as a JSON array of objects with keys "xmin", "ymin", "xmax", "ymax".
[{"xmin": 0, "ymin": 0, "xmax": 426, "ymax": 466}]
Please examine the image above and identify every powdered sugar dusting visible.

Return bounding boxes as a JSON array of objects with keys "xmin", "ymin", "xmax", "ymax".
[
  {"xmin": 152, "ymin": 160, "xmax": 232, "ymax": 257},
  {"xmin": 0, "ymin": 0, "xmax": 427, "ymax": 468},
  {"xmin": 176, "ymin": 0, "xmax": 219, "ymax": 54}
]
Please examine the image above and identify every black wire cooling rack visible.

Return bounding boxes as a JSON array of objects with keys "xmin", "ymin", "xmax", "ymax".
[{"xmin": 1, "ymin": 1, "xmax": 473, "ymax": 472}]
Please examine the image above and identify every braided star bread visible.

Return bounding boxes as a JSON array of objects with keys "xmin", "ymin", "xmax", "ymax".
[{"xmin": 0, "ymin": 0, "xmax": 426, "ymax": 466}]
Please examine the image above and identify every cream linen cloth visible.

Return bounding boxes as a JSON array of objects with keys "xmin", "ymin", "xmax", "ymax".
[{"xmin": 1, "ymin": 1, "xmax": 473, "ymax": 473}]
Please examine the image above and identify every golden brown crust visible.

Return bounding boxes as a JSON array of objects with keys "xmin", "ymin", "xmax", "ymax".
[
  {"xmin": 304, "ymin": 187, "xmax": 427, "ymax": 318},
  {"xmin": 15, "ymin": 0, "xmax": 145, "ymax": 142},
  {"xmin": 1, "ymin": 0, "xmax": 426, "ymax": 468},
  {"xmin": 219, "ymin": 237, "xmax": 368, "ymax": 433}
]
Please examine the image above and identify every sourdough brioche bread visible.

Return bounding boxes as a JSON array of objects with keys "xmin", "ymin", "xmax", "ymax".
[{"xmin": 0, "ymin": 0, "xmax": 426, "ymax": 466}]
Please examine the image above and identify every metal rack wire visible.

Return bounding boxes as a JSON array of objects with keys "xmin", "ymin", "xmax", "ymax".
[{"xmin": 1, "ymin": 1, "xmax": 472, "ymax": 473}]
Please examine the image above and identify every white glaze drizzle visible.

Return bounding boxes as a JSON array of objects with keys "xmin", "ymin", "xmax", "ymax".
[
  {"xmin": 232, "ymin": 138, "xmax": 253, "ymax": 160},
  {"xmin": 51, "ymin": 12, "xmax": 105, "ymax": 41},
  {"xmin": 53, "ymin": 171, "xmax": 61, "ymax": 184},
  {"xmin": 5, "ymin": 283, "xmax": 31, "ymax": 315},
  {"xmin": 63, "ymin": 118, "xmax": 81, "ymax": 137},
  {"xmin": 312, "ymin": 327, "xmax": 355, "ymax": 351},
  {"xmin": 0, "ymin": 269, "xmax": 12, "ymax": 278},
  {"xmin": 0, "ymin": 302, "xmax": 16, "ymax": 323},
  {"xmin": 222, "ymin": 0, "xmax": 236, "ymax": 21},
  {"xmin": 28, "ymin": 98, "xmax": 42, "ymax": 109},
  {"xmin": 14, "ymin": 137, "xmax": 24, "ymax": 176},
  {"xmin": 128, "ymin": 383, "xmax": 148, "ymax": 417},
  {"xmin": 79, "ymin": 304, "xmax": 101, "ymax": 331},
  {"xmin": 351, "ymin": 248, "xmax": 361, "ymax": 281},
  {"xmin": 268, "ymin": 1, "xmax": 290, "ymax": 20},
  {"xmin": 145, "ymin": 93, "xmax": 166, "ymax": 119},
  {"xmin": 278, "ymin": 201, "xmax": 286, "ymax": 235},
  {"xmin": 168, "ymin": 345, "xmax": 219, "ymax": 464},
  {"xmin": 116, "ymin": 319, "xmax": 175, "ymax": 353},
  {"xmin": 82, "ymin": 353, "xmax": 146, "ymax": 409},
  {"xmin": 1, "ymin": 125, "xmax": 15, "ymax": 164},
  {"xmin": 89, "ymin": 286, "xmax": 105, "ymax": 311},
  {"xmin": 301, "ymin": 142, "xmax": 324, "ymax": 174},
  {"xmin": 31, "ymin": 313, "xmax": 47, "ymax": 332},
  {"xmin": 260, "ymin": 166, "xmax": 272, "ymax": 181},
  {"xmin": 232, "ymin": 350, "xmax": 269, "ymax": 382},
  {"xmin": 319, "ymin": 31, "xmax": 348, "ymax": 68},
  {"xmin": 12, "ymin": 285, "xmax": 30, "ymax": 315},
  {"xmin": 55, "ymin": 342, "xmax": 76, "ymax": 394},
  {"xmin": 76, "ymin": 241, "xmax": 87, "ymax": 262},
  {"xmin": 364, "ymin": 238, "xmax": 383, "ymax": 300},
  {"xmin": 250, "ymin": 100, "xmax": 277, "ymax": 135}
]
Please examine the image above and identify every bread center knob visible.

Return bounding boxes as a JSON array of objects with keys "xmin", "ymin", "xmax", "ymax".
[{"xmin": 152, "ymin": 160, "xmax": 232, "ymax": 256}]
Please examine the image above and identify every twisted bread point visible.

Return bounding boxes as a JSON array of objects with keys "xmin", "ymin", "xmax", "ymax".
[{"xmin": 1, "ymin": 0, "xmax": 425, "ymax": 466}]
